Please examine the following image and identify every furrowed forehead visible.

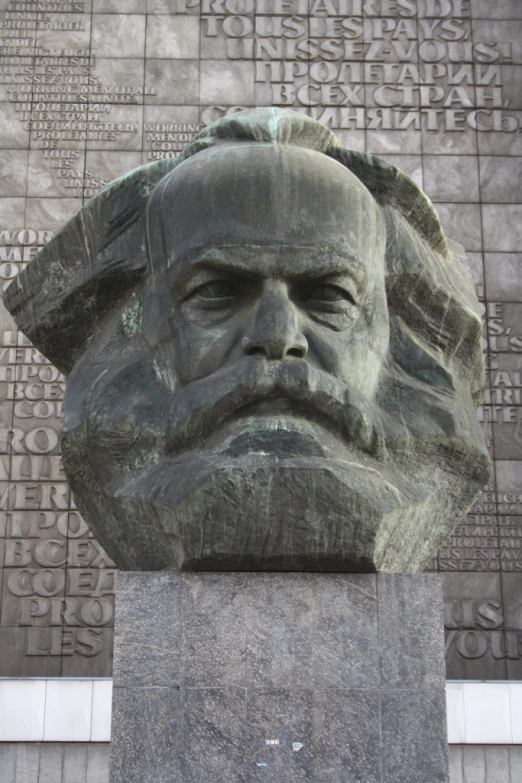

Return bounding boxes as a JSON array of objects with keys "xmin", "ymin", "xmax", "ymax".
[{"xmin": 147, "ymin": 142, "xmax": 385, "ymax": 278}]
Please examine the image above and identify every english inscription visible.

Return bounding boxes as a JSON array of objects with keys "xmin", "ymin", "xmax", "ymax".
[{"xmin": 0, "ymin": 0, "xmax": 520, "ymax": 678}]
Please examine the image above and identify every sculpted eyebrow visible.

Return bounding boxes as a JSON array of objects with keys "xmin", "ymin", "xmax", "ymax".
[
  {"xmin": 296, "ymin": 254, "xmax": 367, "ymax": 285},
  {"xmin": 168, "ymin": 248, "xmax": 253, "ymax": 285},
  {"xmin": 169, "ymin": 247, "xmax": 369, "ymax": 291}
]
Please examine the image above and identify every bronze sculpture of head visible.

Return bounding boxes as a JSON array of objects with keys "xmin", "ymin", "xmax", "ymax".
[{"xmin": 4, "ymin": 108, "xmax": 490, "ymax": 572}]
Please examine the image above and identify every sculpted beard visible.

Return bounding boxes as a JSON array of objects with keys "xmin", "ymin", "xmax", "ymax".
[
  {"xmin": 165, "ymin": 355, "xmax": 384, "ymax": 459},
  {"xmin": 60, "ymin": 327, "xmax": 484, "ymax": 572}
]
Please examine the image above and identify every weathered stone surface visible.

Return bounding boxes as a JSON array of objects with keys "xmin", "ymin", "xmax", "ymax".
[
  {"xmin": 246, "ymin": 573, "xmax": 378, "ymax": 689},
  {"xmin": 178, "ymin": 687, "xmax": 246, "ymax": 783},
  {"xmin": 181, "ymin": 572, "xmax": 248, "ymax": 688},
  {"xmin": 112, "ymin": 571, "xmax": 180, "ymax": 687},
  {"xmin": 378, "ymin": 573, "xmax": 446, "ymax": 688},
  {"xmin": 109, "ymin": 572, "xmax": 448, "ymax": 782},
  {"xmin": 113, "ymin": 571, "xmax": 379, "ymax": 690},
  {"xmin": 312, "ymin": 688, "xmax": 382, "ymax": 783},
  {"xmin": 4, "ymin": 109, "xmax": 489, "ymax": 575},
  {"xmin": 245, "ymin": 689, "xmax": 314, "ymax": 782},
  {"xmin": 381, "ymin": 688, "xmax": 449, "ymax": 783},
  {"xmin": 109, "ymin": 686, "xmax": 179, "ymax": 783}
]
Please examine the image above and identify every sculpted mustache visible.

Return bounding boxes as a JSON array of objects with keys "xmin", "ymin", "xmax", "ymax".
[{"xmin": 165, "ymin": 357, "xmax": 384, "ymax": 456}]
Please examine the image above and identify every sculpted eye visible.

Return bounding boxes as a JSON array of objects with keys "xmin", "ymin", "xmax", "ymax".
[
  {"xmin": 194, "ymin": 280, "xmax": 237, "ymax": 299},
  {"xmin": 302, "ymin": 284, "xmax": 356, "ymax": 306},
  {"xmin": 316, "ymin": 284, "xmax": 350, "ymax": 302}
]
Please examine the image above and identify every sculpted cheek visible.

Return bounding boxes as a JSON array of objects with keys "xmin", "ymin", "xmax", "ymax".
[
  {"xmin": 173, "ymin": 318, "xmax": 243, "ymax": 385},
  {"xmin": 362, "ymin": 287, "xmax": 389, "ymax": 355}
]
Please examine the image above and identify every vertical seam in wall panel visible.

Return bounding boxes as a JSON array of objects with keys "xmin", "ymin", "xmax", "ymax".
[
  {"xmin": 89, "ymin": 679, "xmax": 95, "ymax": 742},
  {"xmin": 42, "ymin": 678, "xmax": 48, "ymax": 742}
]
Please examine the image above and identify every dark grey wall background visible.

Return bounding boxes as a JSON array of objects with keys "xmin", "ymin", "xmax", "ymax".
[{"xmin": 0, "ymin": 0, "xmax": 521, "ymax": 679}]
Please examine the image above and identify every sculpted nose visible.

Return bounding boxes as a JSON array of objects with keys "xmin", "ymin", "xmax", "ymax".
[{"xmin": 243, "ymin": 286, "xmax": 308, "ymax": 360}]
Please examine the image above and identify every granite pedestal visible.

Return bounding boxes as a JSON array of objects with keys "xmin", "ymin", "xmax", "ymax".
[{"xmin": 109, "ymin": 573, "xmax": 449, "ymax": 783}]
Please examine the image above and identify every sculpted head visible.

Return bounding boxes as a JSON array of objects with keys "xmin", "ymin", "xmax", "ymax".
[
  {"xmin": 144, "ymin": 142, "xmax": 389, "ymax": 458},
  {"xmin": 4, "ymin": 109, "xmax": 490, "ymax": 572}
]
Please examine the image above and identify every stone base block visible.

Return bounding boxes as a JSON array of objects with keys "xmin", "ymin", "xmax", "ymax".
[{"xmin": 109, "ymin": 573, "xmax": 449, "ymax": 783}]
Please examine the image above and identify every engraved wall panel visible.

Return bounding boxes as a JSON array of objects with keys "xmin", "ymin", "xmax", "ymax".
[{"xmin": 0, "ymin": 0, "xmax": 520, "ymax": 678}]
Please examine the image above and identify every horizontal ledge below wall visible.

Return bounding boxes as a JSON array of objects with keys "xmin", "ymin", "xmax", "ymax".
[{"xmin": 0, "ymin": 680, "xmax": 521, "ymax": 744}]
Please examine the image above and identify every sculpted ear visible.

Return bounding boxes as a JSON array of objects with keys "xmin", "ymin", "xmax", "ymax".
[{"xmin": 3, "ymin": 158, "xmax": 179, "ymax": 375}]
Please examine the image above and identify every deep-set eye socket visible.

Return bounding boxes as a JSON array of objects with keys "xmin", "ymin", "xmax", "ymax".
[
  {"xmin": 298, "ymin": 282, "xmax": 357, "ymax": 309},
  {"xmin": 193, "ymin": 279, "xmax": 238, "ymax": 300},
  {"xmin": 184, "ymin": 273, "xmax": 359, "ymax": 327}
]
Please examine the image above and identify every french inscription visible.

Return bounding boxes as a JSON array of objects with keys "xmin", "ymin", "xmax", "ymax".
[
  {"xmin": 0, "ymin": 0, "xmax": 521, "ymax": 677},
  {"xmin": 194, "ymin": 0, "xmax": 520, "ymax": 133}
]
